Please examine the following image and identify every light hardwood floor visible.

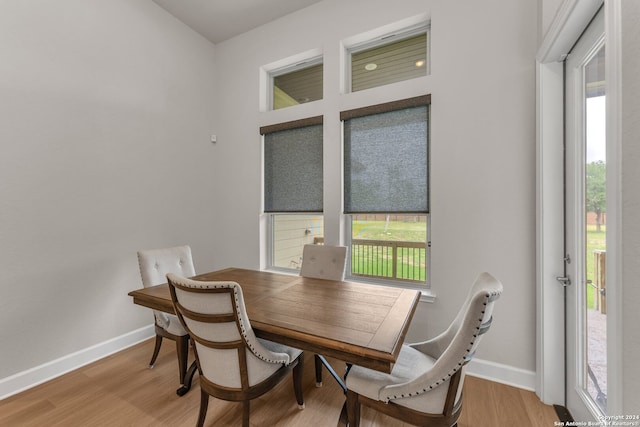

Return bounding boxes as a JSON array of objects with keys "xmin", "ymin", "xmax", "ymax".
[{"xmin": 0, "ymin": 339, "xmax": 559, "ymax": 426}]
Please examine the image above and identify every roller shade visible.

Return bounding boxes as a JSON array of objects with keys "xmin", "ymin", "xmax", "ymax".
[
  {"xmin": 343, "ymin": 99, "xmax": 428, "ymax": 214},
  {"xmin": 262, "ymin": 117, "xmax": 323, "ymax": 213}
]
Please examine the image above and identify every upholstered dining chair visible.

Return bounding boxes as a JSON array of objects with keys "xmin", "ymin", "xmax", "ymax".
[
  {"xmin": 166, "ymin": 273, "xmax": 304, "ymax": 427},
  {"xmin": 300, "ymin": 244, "xmax": 347, "ymax": 281},
  {"xmin": 137, "ymin": 245, "xmax": 195, "ymax": 386},
  {"xmin": 299, "ymin": 244, "xmax": 348, "ymax": 388},
  {"xmin": 345, "ymin": 272, "xmax": 503, "ymax": 427}
]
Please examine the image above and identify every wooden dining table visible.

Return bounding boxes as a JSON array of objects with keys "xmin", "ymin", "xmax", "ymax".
[{"xmin": 128, "ymin": 267, "xmax": 420, "ymax": 398}]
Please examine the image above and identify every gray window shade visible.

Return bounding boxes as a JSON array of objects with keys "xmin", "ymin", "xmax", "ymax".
[
  {"xmin": 263, "ymin": 123, "xmax": 323, "ymax": 212},
  {"xmin": 344, "ymin": 105, "xmax": 428, "ymax": 213}
]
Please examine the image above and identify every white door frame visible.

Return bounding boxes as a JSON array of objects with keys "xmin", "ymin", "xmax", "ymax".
[{"xmin": 536, "ymin": 0, "xmax": 622, "ymax": 415}]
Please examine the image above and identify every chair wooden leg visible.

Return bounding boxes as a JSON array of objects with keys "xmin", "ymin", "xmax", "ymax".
[
  {"xmin": 293, "ymin": 355, "xmax": 305, "ymax": 409},
  {"xmin": 175, "ymin": 335, "xmax": 189, "ymax": 385},
  {"xmin": 242, "ymin": 400, "xmax": 250, "ymax": 427},
  {"xmin": 314, "ymin": 354, "xmax": 323, "ymax": 386},
  {"xmin": 196, "ymin": 390, "xmax": 209, "ymax": 427},
  {"xmin": 346, "ymin": 389, "xmax": 361, "ymax": 427},
  {"xmin": 149, "ymin": 334, "xmax": 163, "ymax": 368}
]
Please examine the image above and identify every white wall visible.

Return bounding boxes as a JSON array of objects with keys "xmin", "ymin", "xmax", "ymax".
[
  {"xmin": 0, "ymin": 0, "xmax": 217, "ymax": 381},
  {"xmin": 538, "ymin": 0, "xmax": 565, "ymax": 45},
  {"xmin": 212, "ymin": 0, "xmax": 539, "ymax": 381}
]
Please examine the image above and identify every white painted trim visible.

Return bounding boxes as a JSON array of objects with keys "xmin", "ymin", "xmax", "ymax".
[
  {"xmin": 0, "ymin": 325, "xmax": 155, "ymax": 401},
  {"xmin": 536, "ymin": 59, "xmax": 566, "ymax": 406},
  {"xmin": 537, "ymin": 0, "xmax": 602, "ymax": 63},
  {"xmin": 466, "ymin": 358, "xmax": 537, "ymax": 392},
  {"xmin": 604, "ymin": 0, "xmax": 623, "ymax": 416},
  {"xmin": 535, "ymin": 0, "xmax": 605, "ymax": 408}
]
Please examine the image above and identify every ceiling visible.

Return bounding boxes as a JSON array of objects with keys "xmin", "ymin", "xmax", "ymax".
[{"xmin": 152, "ymin": 0, "xmax": 324, "ymax": 44}]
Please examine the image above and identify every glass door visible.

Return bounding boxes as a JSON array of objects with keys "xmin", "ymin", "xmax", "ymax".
[{"xmin": 564, "ymin": 7, "xmax": 607, "ymax": 421}]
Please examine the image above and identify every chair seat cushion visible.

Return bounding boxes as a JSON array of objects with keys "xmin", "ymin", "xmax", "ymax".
[
  {"xmin": 348, "ymin": 344, "xmax": 435, "ymax": 400},
  {"xmin": 196, "ymin": 338, "xmax": 302, "ymax": 388},
  {"xmin": 347, "ymin": 344, "xmax": 451, "ymax": 413}
]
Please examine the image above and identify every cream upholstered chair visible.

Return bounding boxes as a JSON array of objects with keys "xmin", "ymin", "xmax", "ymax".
[
  {"xmin": 345, "ymin": 272, "xmax": 503, "ymax": 427},
  {"xmin": 299, "ymin": 244, "xmax": 348, "ymax": 388},
  {"xmin": 167, "ymin": 273, "xmax": 304, "ymax": 427},
  {"xmin": 300, "ymin": 244, "xmax": 347, "ymax": 281},
  {"xmin": 137, "ymin": 245, "xmax": 195, "ymax": 386}
]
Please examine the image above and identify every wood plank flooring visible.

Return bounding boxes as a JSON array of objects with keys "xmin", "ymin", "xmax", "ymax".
[{"xmin": 0, "ymin": 339, "xmax": 559, "ymax": 426}]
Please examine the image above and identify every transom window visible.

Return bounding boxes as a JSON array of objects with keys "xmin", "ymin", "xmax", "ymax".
[
  {"xmin": 347, "ymin": 26, "xmax": 429, "ymax": 93},
  {"xmin": 270, "ymin": 58, "xmax": 323, "ymax": 110}
]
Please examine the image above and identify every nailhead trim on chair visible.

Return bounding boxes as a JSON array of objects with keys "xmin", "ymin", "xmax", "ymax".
[
  {"xmin": 383, "ymin": 290, "xmax": 500, "ymax": 403},
  {"xmin": 176, "ymin": 278, "xmax": 290, "ymax": 366}
]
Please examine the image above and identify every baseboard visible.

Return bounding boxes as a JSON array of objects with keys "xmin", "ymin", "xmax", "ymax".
[
  {"xmin": 0, "ymin": 324, "xmax": 154, "ymax": 400},
  {"xmin": 1, "ymin": 328, "xmax": 536, "ymax": 400},
  {"xmin": 466, "ymin": 357, "xmax": 537, "ymax": 392}
]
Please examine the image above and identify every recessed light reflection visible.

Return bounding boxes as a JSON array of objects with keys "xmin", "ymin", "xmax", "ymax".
[{"xmin": 364, "ymin": 63, "xmax": 378, "ymax": 71}]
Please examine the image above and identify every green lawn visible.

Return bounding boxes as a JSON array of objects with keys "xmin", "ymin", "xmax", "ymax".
[
  {"xmin": 586, "ymin": 224, "xmax": 606, "ymax": 309},
  {"xmin": 352, "ymin": 217, "xmax": 427, "ymax": 241},
  {"xmin": 352, "ymin": 217, "xmax": 427, "ymax": 282}
]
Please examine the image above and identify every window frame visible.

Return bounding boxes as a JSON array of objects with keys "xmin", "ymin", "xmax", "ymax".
[
  {"xmin": 261, "ymin": 116, "xmax": 325, "ymax": 273},
  {"xmin": 261, "ymin": 115, "xmax": 324, "ymax": 213},
  {"xmin": 259, "ymin": 18, "xmax": 433, "ymax": 293},
  {"xmin": 259, "ymin": 48, "xmax": 323, "ymax": 112},
  {"xmin": 343, "ymin": 23, "xmax": 430, "ymax": 94},
  {"xmin": 267, "ymin": 56, "xmax": 323, "ymax": 111}
]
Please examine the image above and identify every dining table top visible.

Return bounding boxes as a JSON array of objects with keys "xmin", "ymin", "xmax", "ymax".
[{"xmin": 129, "ymin": 267, "xmax": 420, "ymax": 373}]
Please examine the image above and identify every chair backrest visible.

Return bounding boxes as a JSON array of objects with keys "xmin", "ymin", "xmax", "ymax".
[
  {"xmin": 300, "ymin": 244, "xmax": 347, "ymax": 281},
  {"xmin": 424, "ymin": 272, "xmax": 502, "ymax": 359},
  {"xmin": 137, "ymin": 245, "xmax": 196, "ymax": 332},
  {"xmin": 379, "ymin": 272, "xmax": 503, "ymax": 408},
  {"xmin": 166, "ymin": 273, "xmax": 295, "ymax": 391},
  {"xmin": 137, "ymin": 245, "xmax": 196, "ymax": 288}
]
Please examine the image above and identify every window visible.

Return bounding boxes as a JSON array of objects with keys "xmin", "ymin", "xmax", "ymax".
[
  {"xmin": 270, "ymin": 58, "xmax": 323, "ymax": 110},
  {"xmin": 347, "ymin": 27, "xmax": 429, "ymax": 93},
  {"xmin": 342, "ymin": 96, "xmax": 430, "ymax": 284},
  {"xmin": 350, "ymin": 214, "xmax": 428, "ymax": 283},
  {"xmin": 271, "ymin": 214, "xmax": 324, "ymax": 270},
  {"xmin": 260, "ymin": 19, "xmax": 431, "ymax": 288},
  {"xmin": 261, "ymin": 117, "xmax": 324, "ymax": 271}
]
